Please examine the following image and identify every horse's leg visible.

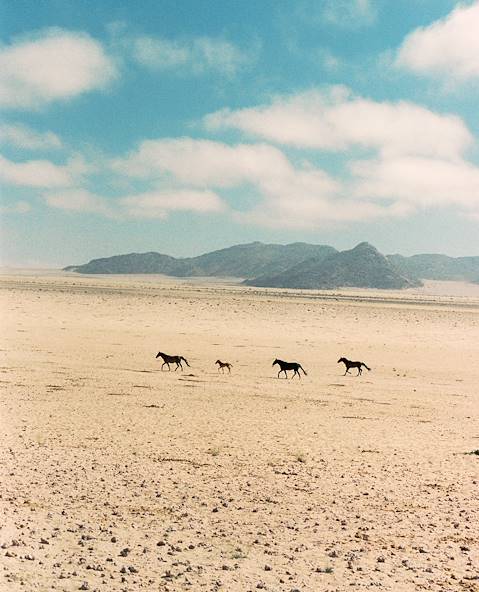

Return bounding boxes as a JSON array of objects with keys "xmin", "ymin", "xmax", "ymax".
[
  {"xmin": 161, "ymin": 361, "xmax": 167, "ymax": 371},
  {"xmin": 357, "ymin": 367, "xmax": 361, "ymax": 375},
  {"xmin": 343, "ymin": 367, "xmax": 348, "ymax": 375},
  {"xmin": 228, "ymin": 366, "xmax": 231, "ymax": 373}
]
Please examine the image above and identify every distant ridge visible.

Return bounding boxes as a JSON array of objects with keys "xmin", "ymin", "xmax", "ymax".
[
  {"xmin": 386, "ymin": 253, "xmax": 479, "ymax": 283},
  {"xmin": 245, "ymin": 242, "xmax": 420, "ymax": 289},
  {"xmin": 64, "ymin": 242, "xmax": 337, "ymax": 279},
  {"xmin": 65, "ymin": 241, "xmax": 479, "ymax": 289}
]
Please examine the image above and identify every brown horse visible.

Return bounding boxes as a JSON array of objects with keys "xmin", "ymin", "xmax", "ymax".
[
  {"xmin": 215, "ymin": 360, "xmax": 232, "ymax": 373},
  {"xmin": 273, "ymin": 359, "xmax": 307, "ymax": 379},
  {"xmin": 338, "ymin": 357, "xmax": 371, "ymax": 376},
  {"xmin": 156, "ymin": 351, "xmax": 190, "ymax": 371}
]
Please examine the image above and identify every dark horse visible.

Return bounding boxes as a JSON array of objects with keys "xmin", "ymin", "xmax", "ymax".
[
  {"xmin": 156, "ymin": 351, "xmax": 190, "ymax": 371},
  {"xmin": 215, "ymin": 360, "xmax": 232, "ymax": 373},
  {"xmin": 338, "ymin": 357, "xmax": 371, "ymax": 376},
  {"xmin": 273, "ymin": 359, "xmax": 307, "ymax": 379}
]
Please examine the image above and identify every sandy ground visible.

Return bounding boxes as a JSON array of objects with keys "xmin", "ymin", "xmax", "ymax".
[{"xmin": 0, "ymin": 273, "xmax": 478, "ymax": 592}]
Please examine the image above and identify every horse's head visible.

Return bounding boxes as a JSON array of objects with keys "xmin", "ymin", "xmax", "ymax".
[
  {"xmin": 156, "ymin": 351, "xmax": 163, "ymax": 359},
  {"xmin": 272, "ymin": 359, "xmax": 279, "ymax": 366},
  {"xmin": 215, "ymin": 360, "xmax": 220, "ymax": 365},
  {"xmin": 337, "ymin": 357, "xmax": 345, "ymax": 363}
]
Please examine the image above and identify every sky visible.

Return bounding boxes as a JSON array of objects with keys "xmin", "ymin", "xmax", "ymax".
[{"xmin": 1, "ymin": 0, "xmax": 479, "ymax": 267}]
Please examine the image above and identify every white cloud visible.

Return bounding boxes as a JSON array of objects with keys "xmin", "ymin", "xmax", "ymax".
[
  {"xmin": 0, "ymin": 28, "xmax": 117, "ymax": 109},
  {"xmin": 0, "ymin": 154, "xmax": 73, "ymax": 187},
  {"xmin": 396, "ymin": 2, "xmax": 479, "ymax": 81},
  {"xmin": 44, "ymin": 189, "xmax": 111, "ymax": 215},
  {"xmin": 350, "ymin": 155, "xmax": 479, "ymax": 209},
  {"xmin": 204, "ymin": 87, "xmax": 472, "ymax": 160},
  {"xmin": 111, "ymin": 136, "xmax": 394, "ymax": 228},
  {"xmin": 112, "ymin": 138, "xmax": 293, "ymax": 187},
  {"xmin": 120, "ymin": 189, "xmax": 226, "ymax": 219},
  {"xmin": 42, "ymin": 187, "xmax": 226, "ymax": 220},
  {"xmin": 0, "ymin": 123, "xmax": 62, "ymax": 149},
  {"xmin": 132, "ymin": 35, "xmax": 253, "ymax": 76}
]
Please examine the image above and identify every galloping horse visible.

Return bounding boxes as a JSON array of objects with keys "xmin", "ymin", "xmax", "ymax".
[
  {"xmin": 156, "ymin": 351, "xmax": 190, "ymax": 371},
  {"xmin": 337, "ymin": 357, "xmax": 371, "ymax": 376},
  {"xmin": 273, "ymin": 359, "xmax": 307, "ymax": 379},
  {"xmin": 215, "ymin": 360, "xmax": 232, "ymax": 373}
]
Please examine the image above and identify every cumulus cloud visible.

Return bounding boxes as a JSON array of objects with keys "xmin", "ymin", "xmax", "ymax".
[
  {"xmin": 112, "ymin": 138, "xmax": 293, "ymax": 187},
  {"xmin": 120, "ymin": 189, "xmax": 226, "ymax": 219},
  {"xmin": 132, "ymin": 35, "xmax": 254, "ymax": 76},
  {"xmin": 0, "ymin": 123, "xmax": 62, "ymax": 149},
  {"xmin": 0, "ymin": 154, "xmax": 73, "ymax": 187},
  {"xmin": 43, "ymin": 187, "xmax": 226, "ymax": 220},
  {"xmin": 350, "ymin": 155, "xmax": 479, "ymax": 209},
  {"xmin": 204, "ymin": 87, "xmax": 472, "ymax": 159},
  {"xmin": 396, "ymin": 2, "xmax": 479, "ymax": 81},
  {"xmin": 0, "ymin": 28, "xmax": 117, "ymax": 109},
  {"xmin": 110, "ymin": 136, "xmax": 394, "ymax": 228},
  {"xmin": 44, "ymin": 189, "xmax": 111, "ymax": 215}
]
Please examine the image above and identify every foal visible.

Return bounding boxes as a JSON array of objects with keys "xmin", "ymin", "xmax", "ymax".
[
  {"xmin": 337, "ymin": 357, "xmax": 371, "ymax": 376},
  {"xmin": 272, "ymin": 359, "xmax": 307, "ymax": 379},
  {"xmin": 215, "ymin": 360, "xmax": 232, "ymax": 373},
  {"xmin": 156, "ymin": 351, "xmax": 190, "ymax": 371}
]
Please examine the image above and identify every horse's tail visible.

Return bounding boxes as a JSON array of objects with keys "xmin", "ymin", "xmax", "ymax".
[
  {"xmin": 362, "ymin": 363, "xmax": 371, "ymax": 371},
  {"xmin": 181, "ymin": 356, "xmax": 190, "ymax": 367},
  {"xmin": 299, "ymin": 365, "xmax": 307, "ymax": 376}
]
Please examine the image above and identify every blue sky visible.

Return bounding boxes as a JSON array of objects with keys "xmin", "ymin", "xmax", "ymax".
[{"xmin": 1, "ymin": 0, "xmax": 479, "ymax": 266}]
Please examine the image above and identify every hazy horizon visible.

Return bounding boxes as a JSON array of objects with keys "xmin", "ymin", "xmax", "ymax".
[{"xmin": 2, "ymin": 238, "xmax": 479, "ymax": 271}]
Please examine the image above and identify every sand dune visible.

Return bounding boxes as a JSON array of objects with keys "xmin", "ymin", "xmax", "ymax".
[{"xmin": 0, "ymin": 274, "xmax": 478, "ymax": 591}]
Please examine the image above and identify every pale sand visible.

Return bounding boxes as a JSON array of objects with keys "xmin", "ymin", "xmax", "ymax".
[{"xmin": 0, "ymin": 274, "xmax": 478, "ymax": 591}]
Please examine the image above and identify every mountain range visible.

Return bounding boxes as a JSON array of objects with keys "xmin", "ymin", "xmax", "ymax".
[{"xmin": 64, "ymin": 241, "xmax": 479, "ymax": 290}]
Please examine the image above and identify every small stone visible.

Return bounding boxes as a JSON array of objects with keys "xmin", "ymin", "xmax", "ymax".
[
  {"xmin": 377, "ymin": 556, "xmax": 385, "ymax": 563},
  {"xmin": 119, "ymin": 548, "xmax": 130, "ymax": 557},
  {"xmin": 264, "ymin": 565, "xmax": 272, "ymax": 571},
  {"xmin": 128, "ymin": 566, "xmax": 138, "ymax": 573},
  {"xmin": 110, "ymin": 537, "xmax": 117, "ymax": 543},
  {"xmin": 40, "ymin": 538, "xmax": 49, "ymax": 545},
  {"xmin": 79, "ymin": 583, "xmax": 89, "ymax": 591}
]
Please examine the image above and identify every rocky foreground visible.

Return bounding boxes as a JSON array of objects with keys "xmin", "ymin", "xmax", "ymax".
[{"xmin": 1, "ymin": 274, "xmax": 478, "ymax": 591}]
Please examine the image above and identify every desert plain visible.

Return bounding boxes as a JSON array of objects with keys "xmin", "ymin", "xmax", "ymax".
[{"xmin": 0, "ymin": 273, "xmax": 478, "ymax": 592}]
